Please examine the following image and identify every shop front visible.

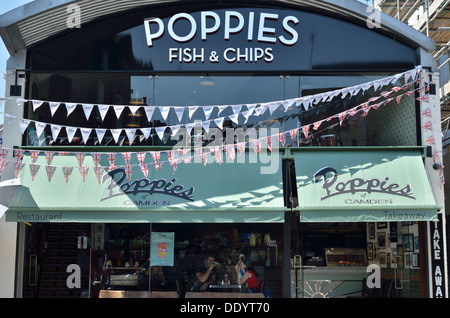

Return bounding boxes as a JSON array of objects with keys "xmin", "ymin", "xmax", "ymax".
[{"xmin": 0, "ymin": 1, "xmax": 445, "ymax": 298}]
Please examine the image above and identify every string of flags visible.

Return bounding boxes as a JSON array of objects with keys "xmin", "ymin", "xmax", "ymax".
[
  {"xmin": 1, "ymin": 67, "xmax": 424, "ymax": 145},
  {"xmin": 0, "ymin": 81, "xmax": 431, "ymax": 183}
]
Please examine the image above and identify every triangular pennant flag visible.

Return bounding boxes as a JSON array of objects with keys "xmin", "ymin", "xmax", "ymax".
[
  {"xmin": 422, "ymin": 121, "xmax": 433, "ymax": 131},
  {"xmin": 201, "ymin": 121, "xmax": 210, "ymax": 134},
  {"xmin": 62, "ymin": 166, "xmax": 74, "ymax": 183},
  {"xmin": 266, "ymin": 136, "xmax": 272, "ymax": 152},
  {"xmin": 268, "ymin": 102, "xmax": 279, "ymax": 115},
  {"xmin": 174, "ymin": 107, "xmax": 185, "ymax": 122},
  {"xmin": 48, "ymin": 102, "xmax": 60, "ymax": 116},
  {"xmin": 224, "ymin": 144, "xmax": 236, "ymax": 161},
  {"xmin": 66, "ymin": 126, "xmax": 77, "ymax": 143},
  {"xmin": 229, "ymin": 113, "xmax": 240, "ymax": 124},
  {"xmin": 65, "ymin": 103, "xmax": 77, "ymax": 116},
  {"xmin": 95, "ymin": 128, "xmax": 107, "ymax": 144},
  {"xmin": 155, "ymin": 126, "xmax": 166, "ymax": 141},
  {"xmin": 250, "ymin": 140, "xmax": 261, "ymax": 154},
  {"xmin": 82, "ymin": 104, "xmax": 94, "ymax": 120},
  {"xmin": 29, "ymin": 150, "xmax": 40, "ymax": 163},
  {"xmin": 188, "ymin": 106, "xmax": 198, "ymax": 119},
  {"xmin": 278, "ymin": 132, "xmax": 286, "ymax": 146},
  {"xmin": 416, "ymin": 94, "xmax": 429, "ymax": 103},
  {"xmin": 150, "ymin": 151, "xmax": 161, "ymax": 162},
  {"xmin": 140, "ymin": 163, "xmax": 150, "ymax": 178},
  {"xmin": 50, "ymin": 124, "xmax": 63, "ymax": 142},
  {"xmin": 124, "ymin": 165, "xmax": 134, "ymax": 182},
  {"xmin": 203, "ymin": 106, "xmax": 214, "ymax": 120},
  {"xmin": 32, "ymin": 100, "xmax": 45, "ymax": 111},
  {"xmin": 110, "ymin": 129, "xmax": 122, "ymax": 143},
  {"xmin": 396, "ymin": 95, "xmax": 403, "ymax": 104},
  {"xmin": 58, "ymin": 151, "xmax": 68, "ymax": 156},
  {"xmin": 75, "ymin": 152, "xmax": 86, "ymax": 167},
  {"xmin": 232, "ymin": 105, "xmax": 242, "ymax": 114},
  {"xmin": 313, "ymin": 120, "xmax": 323, "ymax": 130},
  {"xmin": 217, "ymin": 105, "xmax": 228, "ymax": 115},
  {"xmin": 14, "ymin": 161, "xmax": 25, "ymax": 178},
  {"xmin": 44, "ymin": 151, "xmax": 55, "ymax": 165},
  {"xmin": 185, "ymin": 123, "xmax": 196, "ymax": 136},
  {"xmin": 98, "ymin": 104, "xmax": 110, "ymax": 121},
  {"xmin": 302, "ymin": 125, "xmax": 310, "ymax": 138},
  {"xmin": 136, "ymin": 152, "xmax": 147, "ymax": 166},
  {"xmin": 210, "ymin": 146, "xmax": 223, "ymax": 165},
  {"xmin": 236, "ymin": 142, "xmax": 246, "ymax": 155},
  {"xmin": 29, "ymin": 163, "xmax": 40, "ymax": 181},
  {"xmin": 106, "ymin": 153, "xmax": 117, "ymax": 167},
  {"xmin": 122, "ymin": 152, "xmax": 132, "ymax": 166},
  {"xmin": 92, "ymin": 153, "xmax": 102, "ymax": 167},
  {"xmin": 14, "ymin": 149, "xmax": 25, "ymax": 162},
  {"xmin": 214, "ymin": 117, "xmax": 225, "ymax": 130},
  {"xmin": 338, "ymin": 111, "xmax": 348, "ymax": 126},
  {"xmin": 78, "ymin": 166, "xmax": 90, "ymax": 182},
  {"xmin": 35, "ymin": 122, "xmax": 47, "ymax": 138},
  {"xmin": 125, "ymin": 129, "xmax": 137, "ymax": 144},
  {"xmin": 290, "ymin": 128, "xmax": 299, "ymax": 142},
  {"xmin": 159, "ymin": 106, "xmax": 170, "ymax": 120},
  {"xmin": 140, "ymin": 127, "xmax": 152, "ymax": 140},
  {"xmin": 19, "ymin": 118, "xmax": 31, "ymax": 134},
  {"xmin": 0, "ymin": 148, "xmax": 8, "ymax": 160},
  {"xmin": 113, "ymin": 105, "xmax": 125, "ymax": 119},
  {"xmin": 94, "ymin": 167, "xmax": 105, "ymax": 184},
  {"xmin": 45, "ymin": 165, "xmax": 57, "ymax": 182},
  {"xmin": 80, "ymin": 128, "xmax": 92, "ymax": 144},
  {"xmin": 154, "ymin": 161, "xmax": 165, "ymax": 170},
  {"xmin": 0, "ymin": 159, "xmax": 9, "ymax": 174},
  {"xmin": 171, "ymin": 125, "xmax": 181, "ymax": 137},
  {"xmin": 422, "ymin": 108, "xmax": 432, "ymax": 117},
  {"xmin": 128, "ymin": 105, "xmax": 140, "ymax": 116}
]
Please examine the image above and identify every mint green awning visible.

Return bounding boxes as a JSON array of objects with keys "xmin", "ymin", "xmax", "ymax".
[
  {"xmin": 7, "ymin": 150, "xmax": 284, "ymax": 223},
  {"xmin": 294, "ymin": 147, "xmax": 439, "ymax": 222}
]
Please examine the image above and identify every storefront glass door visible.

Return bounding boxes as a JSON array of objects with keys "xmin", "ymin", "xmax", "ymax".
[{"xmin": 291, "ymin": 220, "xmax": 425, "ymax": 298}]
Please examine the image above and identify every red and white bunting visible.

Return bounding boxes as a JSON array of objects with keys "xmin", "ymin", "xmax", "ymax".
[
  {"xmin": 278, "ymin": 132, "xmax": 286, "ymax": 147},
  {"xmin": 29, "ymin": 163, "xmax": 40, "ymax": 181},
  {"xmin": 150, "ymin": 151, "xmax": 161, "ymax": 162},
  {"xmin": 124, "ymin": 165, "xmax": 134, "ymax": 182},
  {"xmin": 93, "ymin": 167, "xmax": 104, "ymax": 184},
  {"xmin": 92, "ymin": 153, "xmax": 102, "ymax": 167},
  {"xmin": 45, "ymin": 151, "xmax": 55, "ymax": 166},
  {"xmin": 290, "ymin": 128, "xmax": 299, "ymax": 143},
  {"xmin": 416, "ymin": 94, "xmax": 430, "ymax": 103},
  {"xmin": 14, "ymin": 149, "xmax": 25, "ymax": 162},
  {"xmin": 0, "ymin": 148, "xmax": 9, "ymax": 160},
  {"xmin": 14, "ymin": 161, "xmax": 25, "ymax": 178},
  {"xmin": 422, "ymin": 121, "xmax": 433, "ymax": 131},
  {"xmin": 106, "ymin": 153, "xmax": 117, "ymax": 167},
  {"xmin": 0, "ymin": 159, "xmax": 9, "ymax": 174},
  {"xmin": 136, "ymin": 152, "xmax": 147, "ymax": 166},
  {"xmin": 78, "ymin": 166, "xmax": 89, "ymax": 182},
  {"xmin": 62, "ymin": 166, "xmax": 74, "ymax": 183},
  {"xmin": 301, "ymin": 125, "xmax": 310, "ymax": 138},
  {"xmin": 422, "ymin": 108, "xmax": 432, "ymax": 117},
  {"xmin": 210, "ymin": 146, "xmax": 223, "ymax": 165},
  {"xmin": 45, "ymin": 165, "xmax": 57, "ymax": 182},
  {"xmin": 75, "ymin": 152, "xmax": 86, "ymax": 167},
  {"xmin": 265, "ymin": 136, "xmax": 272, "ymax": 152},
  {"xmin": 122, "ymin": 152, "xmax": 132, "ymax": 166},
  {"xmin": 154, "ymin": 161, "xmax": 164, "ymax": 170},
  {"xmin": 250, "ymin": 140, "xmax": 261, "ymax": 155},
  {"xmin": 140, "ymin": 163, "xmax": 150, "ymax": 178},
  {"xmin": 236, "ymin": 142, "xmax": 246, "ymax": 156},
  {"xmin": 224, "ymin": 144, "xmax": 236, "ymax": 160},
  {"xmin": 30, "ymin": 150, "xmax": 40, "ymax": 163}
]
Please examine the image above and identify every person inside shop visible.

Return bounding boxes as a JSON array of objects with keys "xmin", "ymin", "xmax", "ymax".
[
  {"xmin": 187, "ymin": 254, "xmax": 217, "ymax": 292},
  {"xmin": 235, "ymin": 256, "xmax": 259, "ymax": 293}
]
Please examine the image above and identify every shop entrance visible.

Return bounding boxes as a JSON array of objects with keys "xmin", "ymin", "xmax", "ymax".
[
  {"xmin": 291, "ymin": 220, "xmax": 424, "ymax": 298},
  {"xmin": 21, "ymin": 223, "xmax": 91, "ymax": 298}
]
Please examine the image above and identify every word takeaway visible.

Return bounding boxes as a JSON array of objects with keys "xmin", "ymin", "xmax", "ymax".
[
  {"xmin": 101, "ymin": 168, "xmax": 195, "ymax": 202},
  {"xmin": 313, "ymin": 166, "xmax": 415, "ymax": 201}
]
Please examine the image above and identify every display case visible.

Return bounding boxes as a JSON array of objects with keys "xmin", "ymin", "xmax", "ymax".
[{"xmin": 324, "ymin": 248, "xmax": 367, "ymax": 267}]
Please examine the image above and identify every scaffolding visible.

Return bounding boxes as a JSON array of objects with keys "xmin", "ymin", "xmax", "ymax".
[{"xmin": 373, "ymin": 0, "xmax": 450, "ymax": 130}]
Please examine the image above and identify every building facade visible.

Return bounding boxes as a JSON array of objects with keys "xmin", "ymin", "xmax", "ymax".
[{"xmin": 0, "ymin": 0, "xmax": 446, "ymax": 298}]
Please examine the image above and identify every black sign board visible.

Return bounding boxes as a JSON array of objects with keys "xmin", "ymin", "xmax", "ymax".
[{"xmin": 430, "ymin": 213, "xmax": 447, "ymax": 298}]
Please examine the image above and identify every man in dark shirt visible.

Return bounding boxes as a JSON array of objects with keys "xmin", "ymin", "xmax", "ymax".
[{"xmin": 188, "ymin": 255, "xmax": 217, "ymax": 292}]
